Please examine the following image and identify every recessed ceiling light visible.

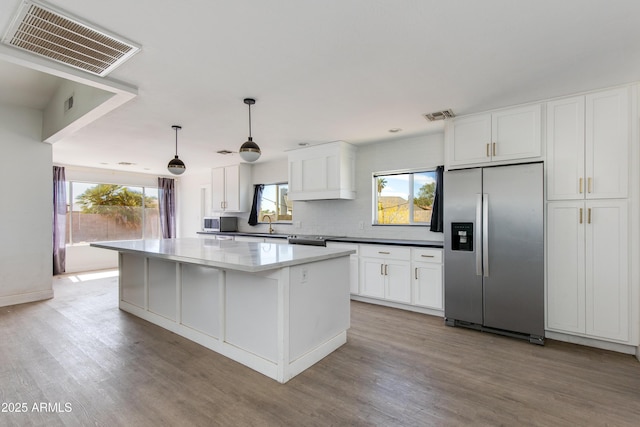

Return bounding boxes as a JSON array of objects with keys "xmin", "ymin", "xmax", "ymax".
[
  {"xmin": 118, "ymin": 162, "xmax": 136, "ymax": 166},
  {"xmin": 388, "ymin": 128, "xmax": 402, "ymax": 133}
]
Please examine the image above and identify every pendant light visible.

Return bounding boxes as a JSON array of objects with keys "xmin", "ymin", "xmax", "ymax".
[
  {"xmin": 167, "ymin": 125, "xmax": 186, "ymax": 175},
  {"xmin": 239, "ymin": 98, "xmax": 261, "ymax": 162}
]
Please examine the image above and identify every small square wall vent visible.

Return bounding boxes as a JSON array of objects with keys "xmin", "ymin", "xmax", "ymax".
[
  {"xmin": 423, "ymin": 109, "xmax": 455, "ymax": 121},
  {"xmin": 2, "ymin": 0, "xmax": 140, "ymax": 76}
]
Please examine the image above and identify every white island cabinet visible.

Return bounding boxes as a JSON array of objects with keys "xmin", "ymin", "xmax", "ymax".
[{"xmin": 92, "ymin": 238, "xmax": 354, "ymax": 383}]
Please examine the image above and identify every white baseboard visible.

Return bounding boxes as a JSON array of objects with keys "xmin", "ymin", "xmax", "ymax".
[
  {"xmin": 0, "ymin": 289, "xmax": 54, "ymax": 308},
  {"xmin": 351, "ymin": 294, "xmax": 444, "ymax": 318},
  {"xmin": 545, "ymin": 330, "xmax": 637, "ymax": 355}
]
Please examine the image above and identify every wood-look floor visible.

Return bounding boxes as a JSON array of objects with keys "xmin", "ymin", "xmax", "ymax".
[{"xmin": 1, "ymin": 273, "xmax": 639, "ymax": 427}]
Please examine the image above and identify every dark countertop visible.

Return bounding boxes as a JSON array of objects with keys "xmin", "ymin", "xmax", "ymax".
[{"xmin": 197, "ymin": 231, "xmax": 443, "ymax": 248}]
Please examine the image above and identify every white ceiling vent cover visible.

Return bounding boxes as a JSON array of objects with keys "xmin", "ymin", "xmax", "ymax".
[
  {"xmin": 423, "ymin": 109, "xmax": 455, "ymax": 121},
  {"xmin": 2, "ymin": 0, "xmax": 140, "ymax": 76}
]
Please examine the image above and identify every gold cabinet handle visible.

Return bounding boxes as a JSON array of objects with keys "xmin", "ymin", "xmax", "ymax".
[
  {"xmin": 486, "ymin": 143, "xmax": 490, "ymax": 157},
  {"xmin": 384, "ymin": 264, "xmax": 388, "ymax": 276},
  {"xmin": 579, "ymin": 178, "xmax": 583, "ymax": 194},
  {"xmin": 380, "ymin": 264, "xmax": 384, "ymax": 275},
  {"xmin": 588, "ymin": 177, "xmax": 592, "ymax": 193},
  {"xmin": 378, "ymin": 251, "xmax": 390, "ymax": 254},
  {"xmin": 492, "ymin": 142, "xmax": 496, "ymax": 156},
  {"xmin": 588, "ymin": 208, "xmax": 591, "ymax": 224},
  {"xmin": 415, "ymin": 267, "xmax": 418, "ymax": 280},
  {"xmin": 579, "ymin": 208, "xmax": 583, "ymax": 224}
]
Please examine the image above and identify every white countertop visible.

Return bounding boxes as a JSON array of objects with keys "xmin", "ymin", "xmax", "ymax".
[{"xmin": 91, "ymin": 238, "xmax": 355, "ymax": 272}]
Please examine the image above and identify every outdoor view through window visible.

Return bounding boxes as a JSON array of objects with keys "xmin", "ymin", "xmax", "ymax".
[
  {"xmin": 66, "ymin": 182, "xmax": 161, "ymax": 244},
  {"xmin": 374, "ymin": 170, "xmax": 436, "ymax": 225},
  {"xmin": 260, "ymin": 183, "xmax": 292, "ymax": 222}
]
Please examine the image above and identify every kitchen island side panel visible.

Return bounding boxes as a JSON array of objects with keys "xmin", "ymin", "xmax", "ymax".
[{"xmin": 289, "ymin": 257, "xmax": 350, "ymax": 361}]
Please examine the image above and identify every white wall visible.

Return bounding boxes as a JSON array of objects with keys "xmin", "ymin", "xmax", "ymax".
[
  {"xmin": 178, "ymin": 169, "xmax": 211, "ymax": 238},
  {"xmin": 0, "ymin": 104, "xmax": 53, "ymax": 307},
  {"xmin": 242, "ymin": 133, "xmax": 445, "ymax": 241}
]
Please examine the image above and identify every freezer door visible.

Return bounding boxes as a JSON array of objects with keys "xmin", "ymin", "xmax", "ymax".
[
  {"xmin": 444, "ymin": 168, "xmax": 483, "ymax": 324},
  {"xmin": 482, "ymin": 163, "xmax": 544, "ymax": 337}
]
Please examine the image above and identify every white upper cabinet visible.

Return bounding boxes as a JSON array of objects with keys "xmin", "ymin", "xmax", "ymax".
[
  {"xmin": 211, "ymin": 164, "xmax": 252, "ymax": 212},
  {"xmin": 446, "ymin": 104, "xmax": 541, "ymax": 168},
  {"xmin": 546, "ymin": 87, "xmax": 629, "ymax": 200},
  {"xmin": 288, "ymin": 141, "xmax": 356, "ymax": 201}
]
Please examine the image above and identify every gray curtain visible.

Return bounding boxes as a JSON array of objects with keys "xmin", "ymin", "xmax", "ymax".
[
  {"xmin": 53, "ymin": 166, "xmax": 67, "ymax": 275},
  {"xmin": 248, "ymin": 184, "xmax": 264, "ymax": 226},
  {"xmin": 158, "ymin": 177, "xmax": 176, "ymax": 238},
  {"xmin": 429, "ymin": 165, "xmax": 444, "ymax": 233}
]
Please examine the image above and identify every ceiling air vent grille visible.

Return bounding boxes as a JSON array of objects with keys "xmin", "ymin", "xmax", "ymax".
[
  {"xmin": 2, "ymin": 0, "xmax": 140, "ymax": 76},
  {"xmin": 423, "ymin": 109, "xmax": 455, "ymax": 121}
]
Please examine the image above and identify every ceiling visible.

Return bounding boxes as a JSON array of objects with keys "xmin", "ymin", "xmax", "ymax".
[{"xmin": 2, "ymin": 0, "xmax": 640, "ymax": 176}]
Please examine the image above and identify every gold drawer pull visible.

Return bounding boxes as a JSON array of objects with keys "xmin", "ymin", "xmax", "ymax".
[
  {"xmin": 378, "ymin": 251, "xmax": 390, "ymax": 254},
  {"xmin": 421, "ymin": 254, "xmax": 435, "ymax": 258},
  {"xmin": 486, "ymin": 143, "xmax": 490, "ymax": 157}
]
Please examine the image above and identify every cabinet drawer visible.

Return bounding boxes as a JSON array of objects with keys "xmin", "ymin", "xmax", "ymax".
[
  {"xmin": 412, "ymin": 248, "xmax": 442, "ymax": 263},
  {"xmin": 360, "ymin": 245, "xmax": 410, "ymax": 260}
]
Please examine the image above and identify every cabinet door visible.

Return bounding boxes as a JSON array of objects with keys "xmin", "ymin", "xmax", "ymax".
[
  {"xmin": 546, "ymin": 201, "xmax": 585, "ymax": 334},
  {"xmin": 224, "ymin": 165, "xmax": 240, "ymax": 211},
  {"xmin": 546, "ymin": 96, "xmax": 585, "ymax": 200},
  {"xmin": 413, "ymin": 262, "xmax": 443, "ymax": 309},
  {"xmin": 585, "ymin": 200, "xmax": 629, "ymax": 341},
  {"xmin": 385, "ymin": 260, "xmax": 411, "ymax": 304},
  {"xmin": 448, "ymin": 114, "xmax": 492, "ymax": 166},
  {"xmin": 360, "ymin": 257, "xmax": 385, "ymax": 299},
  {"xmin": 585, "ymin": 87, "xmax": 629, "ymax": 199},
  {"xmin": 491, "ymin": 104, "xmax": 541, "ymax": 162},
  {"xmin": 211, "ymin": 167, "xmax": 225, "ymax": 211}
]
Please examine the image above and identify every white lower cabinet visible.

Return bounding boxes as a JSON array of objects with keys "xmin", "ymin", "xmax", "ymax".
[
  {"xmin": 359, "ymin": 245, "xmax": 411, "ymax": 304},
  {"xmin": 411, "ymin": 248, "xmax": 443, "ymax": 310},
  {"xmin": 547, "ymin": 200, "xmax": 629, "ymax": 342},
  {"xmin": 326, "ymin": 242, "xmax": 360, "ymax": 294}
]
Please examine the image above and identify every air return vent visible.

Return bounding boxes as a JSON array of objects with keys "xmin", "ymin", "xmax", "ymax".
[
  {"xmin": 2, "ymin": 0, "xmax": 140, "ymax": 76},
  {"xmin": 423, "ymin": 109, "xmax": 455, "ymax": 121}
]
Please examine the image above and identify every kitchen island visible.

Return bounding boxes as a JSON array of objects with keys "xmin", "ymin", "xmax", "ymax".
[{"xmin": 91, "ymin": 238, "xmax": 354, "ymax": 383}]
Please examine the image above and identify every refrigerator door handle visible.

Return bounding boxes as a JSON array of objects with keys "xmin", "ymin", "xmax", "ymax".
[
  {"xmin": 475, "ymin": 194, "xmax": 483, "ymax": 276},
  {"xmin": 482, "ymin": 193, "xmax": 489, "ymax": 277}
]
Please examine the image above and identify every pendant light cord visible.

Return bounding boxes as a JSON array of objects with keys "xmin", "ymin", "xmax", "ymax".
[
  {"xmin": 248, "ymin": 103, "xmax": 252, "ymax": 139},
  {"xmin": 175, "ymin": 127, "xmax": 178, "ymax": 156}
]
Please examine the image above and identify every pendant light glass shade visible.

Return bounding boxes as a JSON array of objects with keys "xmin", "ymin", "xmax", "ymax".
[
  {"xmin": 239, "ymin": 98, "xmax": 261, "ymax": 162},
  {"xmin": 168, "ymin": 125, "xmax": 186, "ymax": 175}
]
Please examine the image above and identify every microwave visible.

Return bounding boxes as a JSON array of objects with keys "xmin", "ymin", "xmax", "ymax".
[{"xmin": 203, "ymin": 216, "xmax": 238, "ymax": 232}]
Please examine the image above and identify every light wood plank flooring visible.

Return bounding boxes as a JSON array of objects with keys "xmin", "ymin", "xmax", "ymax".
[{"xmin": 0, "ymin": 272, "xmax": 639, "ymax": 426}]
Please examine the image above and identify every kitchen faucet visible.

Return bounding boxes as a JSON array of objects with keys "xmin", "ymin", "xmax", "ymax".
[{"xmin": 263, "ymin": 214, "xmax": 274, "ymax": 234}]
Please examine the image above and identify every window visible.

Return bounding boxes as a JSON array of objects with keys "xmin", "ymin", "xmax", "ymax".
[
  {"xmin": 66, "ymin": 182, "xmax": 160, "ymax": 244},
  {"xmin": 373, "ymin": 170, "xmax": 437, "ymax": 225},
  {"xmin": 259, "ymin": 183, "xmax": 292, "ymax": 222}
]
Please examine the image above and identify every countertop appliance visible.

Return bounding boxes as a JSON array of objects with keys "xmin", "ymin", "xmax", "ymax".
[
  {"xmin": 444, "ymin": 162, "xmax": 544, "ymax": 344},
  {"xmin": 203, "ymin": 216, "xmax": 238, "ymax": 232}
]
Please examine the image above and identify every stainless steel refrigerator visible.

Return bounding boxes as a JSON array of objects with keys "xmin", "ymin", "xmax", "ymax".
[{"xmin": 444, "ymin": 162, "xmax": 544, "ymax": 344}]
